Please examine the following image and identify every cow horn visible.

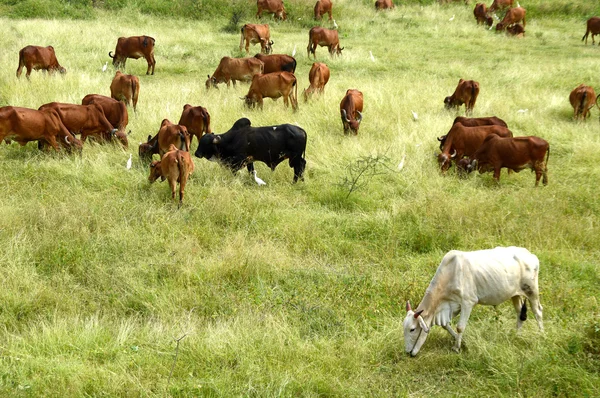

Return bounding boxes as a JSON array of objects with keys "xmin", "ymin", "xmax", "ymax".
[
  {"xmin": 356, "ymin": 111, "xmax": 363, "ymax": 123},
  {"xmin": 437, "ymin": 135, "xmax": 445, "ymax": 142},
  {"xmin": 406, "ymin": 301, "xmax": 412, "ymax": 312},
  {"xmin": 450, "ymin": 149, "xmax": 457, "ymax": 158},
  {"xmin": 341, "ymin": 109, "xmax": 349, "ymax": 122},
  {"xmin": 414, "ymin": 309, "xmax": 424, "ymax": 319},
  {"xmin": 64, "ymin": 136, "xmax": 71, "ymax": 144},
  {"xmin": 108, "ymin": 51, "xmax": 114, "ymax": 59}
]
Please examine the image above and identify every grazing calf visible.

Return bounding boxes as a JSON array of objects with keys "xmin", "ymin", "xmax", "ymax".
[
  {"xmin": 149, "ymin": 144, "xmax": 195, "ymax": 205},
  {"xmin": 178, "ymin": 104, "xmax": 211, "ymax": 148},
  {"xmin": 340, "ymin": 89, "xmax": 364, "ymax": 135},
  {"xmin": 81, "ymin": 94, "xmax": 129, "ymax": 148},
  {"xmin": 243, "ymin": 72, "xmax": 298, "ymax": 111},
  {"xmin": 303, "ymin": 62, "xmax": 330, "ymax": 101},
  {"xmin": 240, "ymin": 24, "xmax": 273, "ymax": 55},
  {"xmin": 16, "ymin": 45, "xmax": 66, "ymax": 79},
  {"xmin": 307, "ymin": 27, "xmax": 343, "ymax": 59},
  {"xmin": 473, "ymin": 3, "xmax": 493, "ymax": 27},
  {"xmin": 256, "ymin": 0, "xmax": 287, "ymax": 21},
  {"xmin": 110, "ymin": 71, "xmax": 140, "ymax": 112},
  {"xmin": 569, "ymin": 84, "xmax": 596, "ymax": 120},
  {"xmin": 444, "ymin": 79, "xmax": 480, "ymax": 115},
  {"xmin": 139, "ymin": 119, "xmax": 190, "ymax": 162},
  {"xmin": 496, "ymin": 7, "xmax": 526, "ymax": 31},
  {"xmin": 582, "ymin": 17, "xmax": 600, "ymax": 45},
  {"xmin": 109, "ymin": 35, "xmax": 156, "ymax": 75},
  {"xmin": 314, "ymin": 0, "xmax": 333, "ymax": 20}
]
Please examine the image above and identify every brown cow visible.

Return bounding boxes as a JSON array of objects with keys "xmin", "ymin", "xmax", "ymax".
[
  {"xmin": 375, "ymin": 0, "xmax": 394, "ymax": 10},
  {"xmin": 464, "ymin": 135, "xmax": 549, "ymax": 186},
  {"xmin": 307, "ymin": 27, "xmax": 343, "ymax": 59},
  {"xmin": 303, "ymin": 62, "xmax": 330, "ymax": 102},
  {"xmin": 437, "ymin": 122, "xmax": 513, "ymax": 172},
  {"xmin": 569, "ymin": 84, "xmax": 596, "ymax": 120},
  {"xmin": 487, "ymin": 0, "xmax": 513, "ymax": 14},
  {"xmin": 16, "ymin": 45, "xmax": 66, "ymax": 79},
  {"xmin": 110, "ymin": 71, "xmax": 140, "ymax": 112},
  {"xmin": 340, "ymin": 89, "xmax": 364, "ymax": 135},
  {"xmin": 81, "ymin": 94, "xmax": 129, "ymax": 147},
  {"xmin": 149, "ymin": 144, "xmax": 195, "ymax": 206},
  {"xmin": 314, "ymin": 0, "xmax": 333, "ymax": 20},
  {"xmin": 178, "ymin": 104, "xmax": 211, "ymax": 148},
  {"xmin": 243, "ymin": 72, "xmax": 298, "ymax": 111},
  {"xmin": 256, "ymin": 0, "xmax": 287, "ymax": 20},
  {"xmin": 109, "ymin": 36, "xmax": 156, "ymax": 75},
  {"xmin": 506, "ymin": 23, "xmax": 525, "ymax": 37},
  {"xmin": 205, "ymin": 56, "xmax": 264, "ymax": 89},
  {"xmin": 438, "ymin": 116, "xmax": 508, "ymax": 151},
  {"xmin": 444, "ymin": 79, "xmax": 480, "ymax": 115},
  {"xmin": 254, "ymin": 53, "xmax": 296, "ymax": 74},
  {"xmin": 474, "ymin": 3, "xmax": 493, "ymax": 26},
  {"xmin": 240, "ymin": 24, "xmax": 273, "ymax": 55},
  {"xmin": 582, "ymin": 17, "xmax": 600, "ymax": 45},
  {"xmin": 496, "ymin": 7, "xmax": 526, "ymax": 31},
  {"xmin": 139, "ymin": 119, "xmax": 191, "ymax": 162}
]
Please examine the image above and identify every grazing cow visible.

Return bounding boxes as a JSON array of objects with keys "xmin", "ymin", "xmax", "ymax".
[
  {"xmin": 473, "ymin": 3, "xmax": 493, "ymax": 26},
  {"xmin": 243, "ymin": 71, "xmax": 298, "ymax": 111},
  {"xmin": 582, "ymin": 17, "xmax": 600, "ymax": 45},
  {"xmin": 444, "ymin": 79, "xmax": 480, "ymax": 115},
  {"xmin": 81, "ymin": 94, "xmax": 129, "ymax": 147},
  {"xmin": 194, "ymin": 117, "xmax": 307, "ymax": 183},
  {"xmin": 569, "ymin": 84, "xmax": 596, "ymax": 120},
  {"xmin": 375, "ymin": 0, "xmax": 394, "ymax": 10},
  {"xmin": 496, "ymin": 7, "xmax": 526, "ymax": 31},
  {"xmin": 340, "ymin": 89, "xmax": 364, "ymax": 135},
  {"xmin": 110, "ymin": 71, "xmax": 140, "ymax": 112},
  {"xmin": 506, "ymin": 23, "xmax": 525, "ymax": 37},
  {"xmin": 240, "ymin": 24, "xmax": 273, "ymax": 55},
  {"xmin": 139, "ymin": 119, "xmax": 190, "ymax": 162},
  {"xmin": 149, "ymin": 144, "xmax": 195, "ymax": 206},
  {"xmin": 254, "ymin": 53, "xmax": 296, "ymax": 74},
  {"xmin": 437, "ymin": 122, "xmax": 513, "ymax": 172},
  {"xmin": 16, "ymin": 45, "xmax": 66, "ymax": 79},
  {"xmin": 437, "ymin": 116, "xmax": 508, "ymax": 151},
  {"xmin": 487, "ymin": 0, "xmax": 513, "ymax": 14},
  {"xmin": 307, "ymin": 27, "xmax": 343, "ymax": 59},
  {"xmin": 314, "ymin": 0, "xmax": 333, "ymax": 20},
  {"xmin": 303, "ymin": 62, "xmax": 330, "ymax": 102},
  {"xmin": 205, "ymin": 56, "xmax": 264, "ymax": 89},
  {"xmin": 464, "ymin": 135, "xmax": 550, "ymax": 186},
  {"xmin": 178, "ymin": 104, "xmax": 211, "ymax": 148},
  {"xmin": 404, "ymin": 246, "xmax": 544, "ymax": 356},
  {"xmin": 256, "ymin": 0, "xmax": 287, "ymax": 21},
  {"xmin": 109, "ymin": 35, "xmax": 156, "ymax": 75}
]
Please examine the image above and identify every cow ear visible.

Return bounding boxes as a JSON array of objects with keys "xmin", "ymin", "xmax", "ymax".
[
  {"xmin": 418, "ymin": 316, "xmax": 429, "ymax": 333},
  {"xmin": 147, "ymin": 135, "xmax": 152, "ymax": 141}
]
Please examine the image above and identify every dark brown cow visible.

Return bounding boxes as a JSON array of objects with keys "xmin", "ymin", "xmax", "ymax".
[
  {"xmin": 149, "ymin": 144, "xmax": 195, "ymax": 206},
  {"xmin": 256, "ymin": 0, "xmax": 287, "ymax": 20},
  {"xmin": 438, "ymin": 116, "xmax": 508, "ymax": 151},
  {"xmin": 254, "ymin": 53, "xmax": 296, "ymax": 74},
  {"xmin": 16, "ymin": 45, "xmax": 66, "ymax": 79},
  {"xmin": 139, "ymin": 119, "xmax": 191, "ymax": 162},
  {"xmin": 243, "ymin": 72, "xmax": 298, "ymax": 111},
  {"xmin": 303, "ymin": 62, "xmax": 330, "ymax": 102},
  {"xmin": 81, "ymin": 94, "xmax": 129, "ymax": 148},
  {"xmin": 474, "ymin": 3, "xmax": 493, "ymax": 26},
  {"xmin": 569, "ymin": 84, "xmax": 596, "ymax": 120},
  {"xmin": 487, "ymin": 0, "xmax": 513, "ymax": 14},
  {"xmin": 178, "ymin": 104, "xmax": 211, "ymax": 147},
  {"xmin": 437, "ymin": 122, "xmax": 513, "ymax": 172},
  {"xmin": 307, "ymin": 27, "xmax": 343, "ymax": 59},
  {"xmin": 109, "ymin": 35, "xmax": 156, "ymax": 75},
  {"xmin": 506, "ymin": 23, "xmax": 525, "ymax": 36},
  {"xmin": 464, "ymin": 135, "xmax": 549, "ymax": 186},
  {"xmin": 375, "ymin": 0, "xmax": 394, "ymax": 10},
  {"xmin": 340, "ymin": 89, "xmax": 364, "ymax": 135},
  {"xmin": 496, "ymin": 7, "xmax": 526, "ymax": 31},
  {"xmin": 444, "ymin": 79, "xmax": 480, "ymax": 115},
  {"xmin": 205, "ymin": 57, "xmax": 264, "ymax": 89},
  {"xmin": 240, "ymin": 24, "xmax": 273, "ymax": 55},
  {"xmin": 582, "ymin": 17, "xmax": 600, "ymax": 45},
  {"xmin": 314, "ymin": 0, "xmax": 333, "ymax": 20},
  {"xmin": 110, "ymin": 71, "xmax": 140, "ymax": 112}
]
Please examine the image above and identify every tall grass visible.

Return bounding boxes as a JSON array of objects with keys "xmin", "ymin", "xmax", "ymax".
[{"xmin": 0, "ymin": 1, "xmax": 599, "ymax": 396}]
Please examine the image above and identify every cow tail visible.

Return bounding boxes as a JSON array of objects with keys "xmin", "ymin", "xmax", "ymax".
[
  {"xmin": 202, "ymin": 108, "xmax": 212, "ymax": 134},
  {"xmin": 177, "ymin": 151, "xmax": 187, "ymax": 186},
  {"xmin": 520, "ymin": 301, "xmax": 527, "ymax": 321},
  {"xmin": 180, "ymin": 129, "xmax": 190, "ymax": 152},
  {"xmin": 545, "ymin": 143, "xmax": 550, "ymax": 166},
  {"xmin": 239, "ymin": 26, "xmax": 245, "ymax": 50},
  {"xmin": 580, "ymin": 91, "xmax": 587, "ymax": 118},
  {"xmin": 293, "ymin": 75, "xmax": 298, "ymax": 110}
]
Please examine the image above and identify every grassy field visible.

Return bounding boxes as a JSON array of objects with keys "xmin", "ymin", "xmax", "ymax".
[{"xmin": 1, "ymin": 0, "xmax": 599, "ymax": 396}]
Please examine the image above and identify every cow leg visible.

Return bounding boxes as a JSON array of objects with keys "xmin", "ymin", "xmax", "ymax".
[
  {"xmin": 493, "ymin": 167, "xmax": 501, "ymax": 183},
  {"xmin": 542, "ymin": 162, "xmax": 548, "ymax": 186},
  {"xmin": 454, "ymin": 303, "xmax": 475, "ymax": 352},
  {"xmin": 16, "ymin": 64, "xmax": 23, "ymax": 78},
  {"xmin": 512, "ymin": 296, "xmax": 526, "ymax": 330},
  {"xmin": 291, "ymin": 156, "xmax": 306, "ymax": 183},
  {"xmin": 45, "ymin": 135, "xmax": 61, "ymax": 152},
  {"xmin": 26, "ymin": 65, "xmax": 33, "ymax": 80},
  {"xmin": 527, "ymin": 294, "xmax": 544, "ymax": 332},
  {"xmin": 443, "ymin": 324, "xmax": 458, "ymax": 340}
]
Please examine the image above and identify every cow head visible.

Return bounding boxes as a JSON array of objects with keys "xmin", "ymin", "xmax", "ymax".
[
  {"xmin": 148, "ymin": 160, "xmax": 165, "ymax": 182},
  {"xmin": 444, "ymin": 96, "xmax": 454, "ymax": 109},
  {"xmin": 57, "ymin": 66, "xmax": 67, "ymax": 74},
  {"xmin": 496, "ymin": 22, "xmax": 505, "ymax": 31},
  {"xmin": 205, "ymin": 75, "xmax": 218, "ymax": 90},
  {"xmin": 261, "ymin": 39, "xmax": 274, "ymax": 54},
  {"xmin": 485, "ymin": 16, "xmax": 493, "ymax": 27},
  {"xmin": 195, "ymin": 133, "xmax": 220, "ymax": 161},
  {"xmin": 64, "ymin": 134, "xmax": 83, "ymax": 154},
  {"xmin": 341, "ymin": 109, "xmax": 362, "ymax": 134},
  {"xmin": 243, "ymin": 93, "xmax": 259, "ymax": 109},
  {"xmin": 456, "ymin": 157, "xmax": 472, "ymax": 176},
  {"xmin": 114, "ymin": 130, "xmax": 129, "ymax": 148},
  {"xmin": 437, "ymin": 149, "xmax": 456, "ymax": 172},
  {"xmin": 139, "ymin": 134, "xmax": 156, "ymax": 162},
  {"xmin": 403, "ymin": 301, "xmax": 430, "ymax": 357}
]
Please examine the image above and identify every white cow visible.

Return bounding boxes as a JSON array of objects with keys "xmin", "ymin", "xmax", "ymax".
[{"xmin": 403, "ymin": 246, "xmax": 544, "ymax": 356}]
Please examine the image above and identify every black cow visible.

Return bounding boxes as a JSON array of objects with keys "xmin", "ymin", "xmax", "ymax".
[{"xmin": 194, "ymin": 118, "xmax": 307, "ymax": 183}]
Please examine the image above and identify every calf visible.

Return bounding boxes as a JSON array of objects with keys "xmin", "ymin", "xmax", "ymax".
[
  {"xmin": 582, "ymin": 17, "xmax": 600, "ymax": 45},
  {"xmin": 205, "ymin": 56, "xmax": 264, "ymax": 89},
  {"xmin": 81, "ymin": 94, "xmax": 129, "ymax": 147},
  {"xmin": 314, "ymin": 0, "xmax": 333, "ymax": 20},
  {"xmin": 178, "ymin": 104, "xmax": 211, "ymax": 148},
  {"xmin": 110, "ymin": 71, "xmax": 140, "ymax": 112},
  {"xmin": 256, "ymin": 0, "xmax": 287, "ymax": 21},
  {"xmin": 444, "ymin": 79, "xmax": 480, "ymax": 115},
  {"xmin": 139, "ymin": 119, "xmax": 190, "ymax": 162},
  {"xmin": 240, "ymin": 24, "xmax": 273, "ymax": 55},
  {"xmin": 16, "ymin": 45, "xmax": 66, "ymax": 79},
  {"xmin": 569, "ymin": 84, "xmax": 596, "ymax": 120},
  {"xmin": 473, "ymin": 3, "xmax": 493, "ymax": 27},
  {"xmin": 149, "ymin": 144, "xmax": 195, "ymax": 206},
  {"xmin": 375, "ymin": 0, "xmax": 394, "ymax": 10},
  {"xmin": 340, "ymin": 89, "xmax": 364, "ymax": 135},
  {"xmin": 506, "ymin": 23, "xmax": 525, "ymax": 37},
  {"xmin": 496, "ymin": 7, "xmax": 526, "ymax": 31},
  {"xmin": 243, "ymin": 71, "xmax": 298, "ymax": 111},
  {"xmin": 254, "ymin": 53, "xmax": 296, "ymax": 74},
  {"xmin": 303, "ymin": 62, "xmax": 330, "ymax": 102},
  {"xmin": 307, "ymin": 27, "xmax": 343, "ymax": 59},
  {"xmin": 109, "ymin": 35, "xmax": 156, "ymax": 75}
]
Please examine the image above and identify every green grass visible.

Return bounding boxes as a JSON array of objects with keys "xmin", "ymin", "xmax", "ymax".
[{"xmin": 1, "ymin": 1, "xmax": 600, "ymax": 396}]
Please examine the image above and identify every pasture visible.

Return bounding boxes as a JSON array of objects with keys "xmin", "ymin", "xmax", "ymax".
[{"xmin": 0, "ymin": 0, "xmax": 599, "ymax": 396}]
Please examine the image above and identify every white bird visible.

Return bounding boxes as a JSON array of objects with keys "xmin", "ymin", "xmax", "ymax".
[
  {"xmin": 449, "ymin": 15, "xmax": 455, "ymax": 21},
  {"xmin": 333, "ymin": 19, "xmax": 338, "ymax": 29},
  {"xmin": 126, "ymin": 154, "xmax": 132, "ymax": 170},
  {"xmin": 369, "ymin": 51, "xmax": 375, "ymax": 62},
  {"xmin": 253, "ymin": 170, "xmax": 266, "ymax": 186},
  {"xmin": 397, "ymin": 153, "xmax": 406, "ymax": 171},
  {"xmin": 411, "ymin": 110, "xmax": 418, "ymax": 121},
  {"xmin": 517, "ymin": 109, "xmax": 529, "ymax": 113},
  {"xmin": 292, "ymin": 44, "xmax": 297, "ymax": 58},
  {"xmin": 489, "ymin": 24, "xmax": 494, "ymax": 31},
  {"xmin": 517, "ymin": 2, "xmax": 521, "ymax": 7},
  {"xmin": 102, "ymin": 61, "xmax": 108, "ymax": 72}
]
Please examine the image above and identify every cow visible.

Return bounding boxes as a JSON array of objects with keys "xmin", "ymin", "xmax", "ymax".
[
  {"xmin": 375, "ymin": 0, "xmax": 394, "ymax": 10},
  {"xmin": 110, "ymin": 71, "xmax": 140, "ymax": 113},
  {"xmin": 205, "ymin": 56, "xmax": 264, "ymax": 89},
  {"xmin": 307, "ymin": 27, "xmax": 343, "ymax": 59},
  {"xmin": 403, "ymin": 246, "xmax": 544, "ymax": 356},
  {"xmin": 16, "ymin": 45, "xmax": 66, "ymax": 79},
  {"xmin": 139, "ymin": 119, "xmax": 190, "ymax": 163},
  {"xmin": 582, "ymin": 17, "xmax": 600, "ymax": 45},
  {"xmin": 303, "ymin": 62, "xmax": 330, "ymax": 102},
  {"xmin": 81, "ymin": 94, "xmax": 129, "ymax": 147},
  {"xmin": 464, "ymin": 135, "xmax": 550, "ymax": 186},
  {"xmin": 149, "ymin": 144, "xmax": 195, "ymax": 206},
  {"xmin": 473, "ymin": 3, "xmax": 493, "ymax": 26},
  {"xmin": 569, "ymin": 84, "xmax": 596, "ymax": 120},
  {"xmin": 437, "ymin": 116, "xmax": 508, "ymax": 151},
  {"xmin": 254, "ymin": 53, "xmax": 296, "ymax": 74},
  {"xmin": 109, "ymin": 35, "xmax": 156, "ymax": 75},
  {"xmin": 240, "ymin": 24, "xmax": 273, "ymax": 55},
  {"xmin": 243, "ymin": 71, "xmax": 298, "ymax": 111},
  {"xmin": 256, "ymin": 0, "xmax": 287, "ymax": 21},
  {"xmin": 506, "ymin": 23, "xmax": 525, "ymax": 37},
  {"xmin": 496, "ymin": 7, "xmax": 526, "ymax": 31},
  {"xmin": 444, "ymin": 79, "xmax": 480, "ymax": 115},
  {"xmin": 178, "ymin": 104, "xmax": 211, "ymax": 148},
  {"xmin": 437, "ymin": 122, "xmax": 513, "ymax": 172},
  {"xmin": 314, "ymin": 0, "xmax": 333, "ymax": 20},
  {"xmin": 487, "ymin": 0, "xmax": 513, "ymax": 14},
  {"xmin": 340, "ymin": 89, "xmax": 363, "ymax": 135},
  {"xmin": 194, "ymin": 117, "xmax": 307, "ymax": 183},
  {"xmin": 0, "ymin": 106, "xmax": 81, "ymax": 152}
]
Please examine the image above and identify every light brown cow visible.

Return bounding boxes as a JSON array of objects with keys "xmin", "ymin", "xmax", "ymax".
[
  {"xmin": 375, "ymin": 0, "xmax": 394, "ymax": 10},
  {"xmin": 205, "ymin": 56, "xmax": 264, "ymax": 89},
  {"xmin": 254, "ymin": 53, "xmax": 296, "ymax": 74},
  {"xmin": 16, "ymin": 45, "xmax": 66, "ymax": 79},
  {"xmin": 139, "ymin": 119, "xmax": 191, "ymax": 162},
  {"xmin": 582, "ymin": 17, "xmax": 600, "ymax": 45},
  {"xmin": 506, "ymin": 23, "xmax": 525, "ymax": 37},
  {"xmin": 487, "ymin": 0, "xmax": 513, "ymax": 14},
  {"xmin": 243, "ymin": 72, "xmax": 298, "ymax": 111},
  {"xmin": 256, "ymin": 0, "xmax": 287, "ymax": 20},
  {"xmin": 569, "ymin": 84, "xmax": 596, "ymax": 120},
  {"xmin": 314, "ymin": 0, "xmax": 333, "ymax": 20},
  {"xmin": 303, "ymin": 62, "xmax": 330, "ymax": 102},
  {"xmin": 444, "ymin": 79, "xmax": 480, "ymax": 115},
  {"xmin": 340, "ymin": 89, "xmax": 364, "ymax": 135},
  {"xmin": 110, "ymin": 71, "xmax": 140, "ymax": 112},
  {"xmin": 307, "ymin": 27, "xmax": 343, "ymax": 59},
  {"xmin": 81, "ymin": 94, "xmax": 129, "ymax": 147},
  {"xmin": 240, "ymin": 24, "xmax": 273, "ymax": 55},
  {"xmin": 109, "ymin": 35, "xmax": 156, "ymax": 75},
  {"xmin": 496, "ymin": 7, "xmax": 526, "ymax": 31},
  {"xmin": 178, "ymin": 104, "xmax": 211, "ymax": 148},
  {"xmin": 474, "ymin": 3, "xmax": 493, "ymax": 26},
  {"xmin": 149, "ymin": 144, "xmax": 195, "ymax": 206}
]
